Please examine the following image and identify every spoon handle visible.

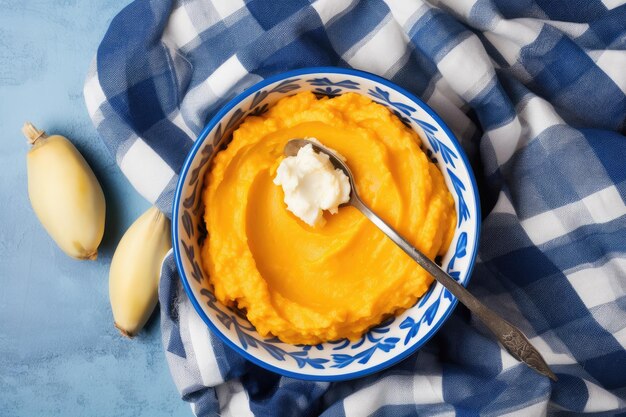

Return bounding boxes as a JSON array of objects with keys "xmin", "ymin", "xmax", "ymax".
[{"xmin": 351, "ymin": 197, "xmax": 557, "ymax": 382}]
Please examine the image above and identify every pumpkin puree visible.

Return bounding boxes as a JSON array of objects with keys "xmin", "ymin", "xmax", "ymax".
[{"xmin": 201, "ymin": 92, "xmax": 456, "ymax": 345}]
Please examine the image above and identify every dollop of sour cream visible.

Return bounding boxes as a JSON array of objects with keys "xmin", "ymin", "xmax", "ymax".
[{"xmin": 273, "ymin": 139, "xmax": 351, "ymax": 227}]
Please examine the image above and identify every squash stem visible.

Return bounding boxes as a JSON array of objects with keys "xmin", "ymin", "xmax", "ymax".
[{"xmin": 22, "ymin": 122, "xmax": 48, "ymax": 145}]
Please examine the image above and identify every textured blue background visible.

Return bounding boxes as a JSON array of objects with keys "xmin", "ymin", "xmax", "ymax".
[{"xmin": 0, "ymin": 1, "xmax": 189, "ymax": 415}]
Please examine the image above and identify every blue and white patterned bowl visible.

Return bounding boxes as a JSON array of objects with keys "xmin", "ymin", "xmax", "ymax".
[{"xmin": 172, "ymin": 67, "xmax": 480, "ymax": 381}]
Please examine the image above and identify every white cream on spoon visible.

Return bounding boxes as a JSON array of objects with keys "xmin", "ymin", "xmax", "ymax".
[{"xmin": 273, "ymin": 138, "xmax": 350, "ymax": 227}]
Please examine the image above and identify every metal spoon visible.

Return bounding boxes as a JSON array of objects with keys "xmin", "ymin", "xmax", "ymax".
[{"xmin": 284, "ymin": 139, "xmax": 557, "ymax": 382}]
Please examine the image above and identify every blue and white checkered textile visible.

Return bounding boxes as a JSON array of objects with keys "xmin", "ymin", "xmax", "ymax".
[{"xmin": 84, "ymin": 0, "xmax": 626, "ymax": 415}]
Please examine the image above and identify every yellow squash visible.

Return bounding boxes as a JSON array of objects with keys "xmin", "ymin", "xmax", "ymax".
[
  {"xmin": 109, "ymin": 206, "xmax": 171, "ymax": 337},
  {"xmin": 22, "ymin": 122, "xmax": 105, "ymax": 260}
]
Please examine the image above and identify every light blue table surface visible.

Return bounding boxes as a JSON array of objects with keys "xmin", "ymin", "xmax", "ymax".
[{"xmin": 0, "ymin": 1, "xmax": 190, "ymax": 416}]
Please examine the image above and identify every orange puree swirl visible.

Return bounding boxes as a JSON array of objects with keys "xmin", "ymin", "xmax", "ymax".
[{"xmin": 201, "ymin": 92, "xmax": 456, "ymax": 345}]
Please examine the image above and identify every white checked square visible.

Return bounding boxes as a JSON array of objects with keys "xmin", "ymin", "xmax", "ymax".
[
  {"xmin": 448, "ymin": 0, "xmax": 479, "ymax": 19},
  {"xmin": 518, "ymin": 96, "xmax": 564, "ymax": 139},
  {"xmin": 171, "ymin": 111, "xmax": 197, "ymax": 141},
  {"xmin": 520, "ymin": 209, "xmax": 569, "ymax": 246},
  {"xmin": 206, "ymin": 55, "xmax": 248, "ymax": 98},
  {"xmin": 348, "ymin": 18, "xmax": 408, "ymax": 76},
  {"xmin": 312, "ymin": 0, "xmax": 354, "ymax": 25},
  {"xmin": 614, "ymin": 326, "xmax": 626, "ymax": 350},
  {"xmin": 492, "ymin": 192, "xmax": 517, "ymax": 215},
  {"xmin": 84, "ymin": 71, "xmax": 106, "ymax": 120},
  {"xmin": 216, "ymin": 380, "xmax": 254, "ymax": 417},
  {"xmin": 567, "ymin": 257, "xmax": 626, "ymax": 309},
  {"xmin": 595, "ymin": 50, "xmax": 626, "ymax": 95},
  {"xmin": 164, "ymin": 6, "xmax": 199, "ymax": 48},
  {"xmin": 583, "ymin": 380, "xmax": 624, "ymax": 412},
  {"xmin": 487, "ymin": 116, "xmax": 522, "ymax": 167},
  {"xmin": 437, "ymin": 36, "xmax": 494, "ymax": 101},
  {"xmin": 521, "ymin": 185, "xmax": 625, "ymax": 245},
  {"xmin": 583, "ymin": 185, "xmax": 626, "ymax": 224},
  {"xmin": 500, "ymin": 347, "xmax": 520, "ymax": 370},
  {"xmin": 343, "ymin": 375, "xmax": 426, "ymax": 415},
  {"xmin": 426, "ymin": 87, "xmax": 474, "ymax": 140},
  {"xmin": 411, "ymin": 374, "xmax": 444, "ymax": 406},
  {"xmin": 545, "ymin": 20, "xmax": 589, "ymax": 38},
  {"xmin": 499, "ymin": 401, "xmax": 548, "ymax": 417},
  {"xmin": 433, "ymin": 77, "xmax": 464, "ymax": 109},
  {"xmin": 213, "ymin": 0, "xmax": 245, "ymax": 20},
  {"xmin": 484, "ymin": 18, "xmax": 542, "ymax": 65},
  {"xmin": 186, "ymin": 300, "xmax": 224, "ymax": 386},
  {"xmin": 602, "ymin": 0, "xmax": 626, "ymax": 10},
  {"xmin": 384, "ymin": 0, "xmax": 428, "ymax": 28},
  {"xmin": 528, "ymin": 334, "xmax": 576, "ymax": 365},
  {"xmin": 120, "ymin": 138, "xmax": 175, "ymax": 203}
]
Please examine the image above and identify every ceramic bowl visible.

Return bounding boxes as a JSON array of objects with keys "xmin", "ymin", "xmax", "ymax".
[{"xmin": 172, "ymin": 67, "xmax": 480, "ymax": 381}]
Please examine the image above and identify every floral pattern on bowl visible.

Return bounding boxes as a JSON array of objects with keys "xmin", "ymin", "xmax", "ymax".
[{"xmin": 172, "ymin": 67, "xmax": 480, "ymax": 381}]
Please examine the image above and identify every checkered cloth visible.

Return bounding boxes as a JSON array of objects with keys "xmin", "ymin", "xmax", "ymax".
[{"xmin": 84, "ymin": 0, "xmax": 626, "ymax": 415}]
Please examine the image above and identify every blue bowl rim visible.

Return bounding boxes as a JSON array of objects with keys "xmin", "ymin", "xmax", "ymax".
[{"xmin": 172, "ymin": 66, "xmax": 482, "ymax": 382}]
